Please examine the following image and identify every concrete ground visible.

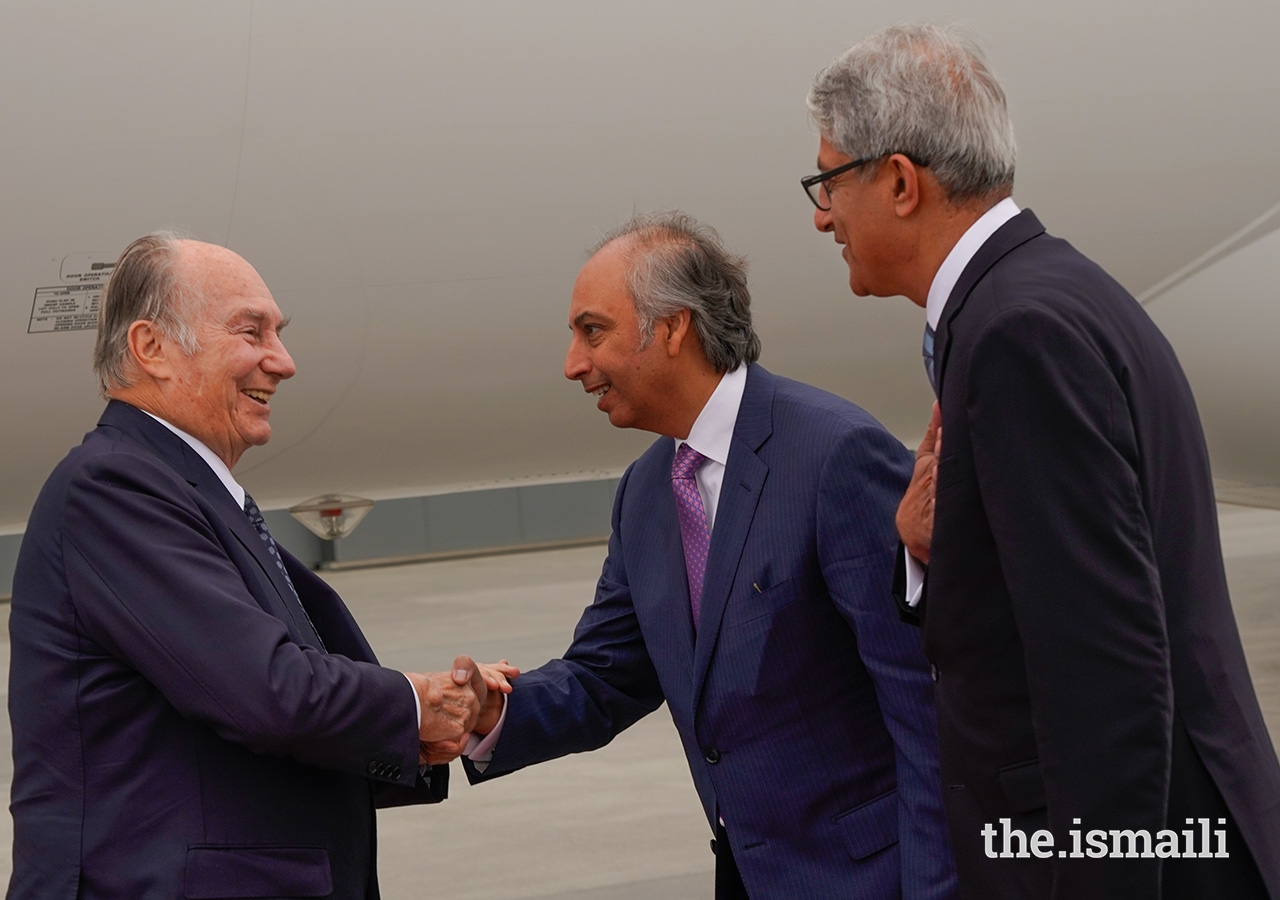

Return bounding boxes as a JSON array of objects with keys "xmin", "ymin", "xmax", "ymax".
[{"xmin": 0, "ymin": 503, "xmax": 1276, "ymax": 898}]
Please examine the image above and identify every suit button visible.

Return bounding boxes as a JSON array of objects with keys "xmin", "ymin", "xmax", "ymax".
[
  {"xmin": 368, "ymin": 761, "xmax": 380, "ymax": 776},
  {"xmin": 704, "ymin": 747, "xmax": 720, "ymax": 764},
  {"xmin": 931, "ymin": 664, "xmax": 940, "ymax": 682}
]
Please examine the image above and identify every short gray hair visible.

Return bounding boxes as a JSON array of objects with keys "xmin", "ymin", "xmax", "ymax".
[
  {"xmin": 807, "ymin": 23, "xmax": 1016, "ymax": 203},
  {"xmin": 93, "ymin": 232, "xmax": 204, "ymax": 396},
  {"xmin": 593, "ymin": 211, "xmax": 761, "ymax": 373}
]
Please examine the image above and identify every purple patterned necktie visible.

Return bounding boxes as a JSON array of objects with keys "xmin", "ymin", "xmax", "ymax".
[{"xmin": 672, "ymin": 443, "xmax": 711, "ymax": 629}]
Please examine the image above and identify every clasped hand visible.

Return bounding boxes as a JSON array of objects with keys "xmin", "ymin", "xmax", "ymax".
[{"xmin": 406, "ymin": 655, "xmax": 519, "ymax": 766}]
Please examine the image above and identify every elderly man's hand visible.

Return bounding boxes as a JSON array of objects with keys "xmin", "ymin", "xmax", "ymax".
[
  {"xmin": 896, "ymin": 402, "xmax": 942, "ymax": 565},
  {"xmin": 416, "ymin": 659, "xmax": 519, "ymax": 765},
  {"xmin": 406, "ymin": 654, "xmax": 486, "ymax": 746}
]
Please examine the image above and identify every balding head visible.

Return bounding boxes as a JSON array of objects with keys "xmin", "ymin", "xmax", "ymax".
[
  {"xmin": 174, "ymin": 240, "xmax": 269, "ymax": 320},
  {"xmin": 590, "ymin": 211, "xmax": 761, "ymax": 374},
  {"xmin": 94, "ymin": 232, "xmax": 205, "ymax": 396},
  {"xmin": 95, "ymin": 235, "xmax": 295, "ymax": 467}
]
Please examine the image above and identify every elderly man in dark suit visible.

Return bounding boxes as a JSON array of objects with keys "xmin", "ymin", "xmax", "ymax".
[
  {"xmin": 8, "ymin": 233, "xmax": 508, "ymax": 899},
  {"xmin": 450, "ymin": 212, "xmax": 957, "ymax": 900},
  {"xmin": 805, "ymin": 22, "xmax": 1280, "ymax": 899}
]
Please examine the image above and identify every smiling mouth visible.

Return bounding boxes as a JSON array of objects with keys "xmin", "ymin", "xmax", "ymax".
[
  {"xmin": 242, "ymin": 389, "xmax": 272, "ymax": 405},
  {"xmin": 588, "ymin": 385, "xmax": 610, "ymax": 398}
]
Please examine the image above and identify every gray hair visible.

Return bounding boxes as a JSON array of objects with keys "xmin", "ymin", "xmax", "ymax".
[
  {"xmin": 93, "ymin": 232, "xmax": 204, "ymax": 396},
  {"xmin": 593, "ymin": 211, "xmax": 761, "ymax": 373},
  {"xmin": 807, "ymin": 23, "xmax": 1016, "ymax": 203}
]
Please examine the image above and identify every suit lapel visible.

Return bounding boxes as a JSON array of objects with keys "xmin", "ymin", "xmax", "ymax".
[
  {"xmin": 214, "ymin": 489, "xmax": 326, "ymax": 651},
  {"xmin": 284, "ymin": 554, "xmax": 368, "ymax": 659},
  {"xmin": 935, "ymin": 209, "xmax": 1046, "ymax": 397},
  {"xmin": 101, "ymin": 401, "xmax": 324, "ymax": 650},
  {"xmin": 690, "ymin": 365, "xmax": 773, "ymax": 705}
]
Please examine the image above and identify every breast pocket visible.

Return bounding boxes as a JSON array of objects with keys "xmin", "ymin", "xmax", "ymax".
[{"xmin": 722, "ymin": 577, "xmax": 797, "ymax": 630}]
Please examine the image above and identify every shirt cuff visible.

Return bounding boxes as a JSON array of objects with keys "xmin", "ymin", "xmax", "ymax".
[
  {"xmin": 405, "ymin": 673, "xmax": 421, "ymax": 729},
  {"xmin": 904, "ymin": 548, "xmax": 926, "ymax": 609},
  {"xmin": 464, "ymin": 693, "xmax": 508, "ymax": 764}
]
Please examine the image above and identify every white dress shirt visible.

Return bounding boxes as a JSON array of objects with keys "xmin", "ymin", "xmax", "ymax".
[
  {"xmin": 905, "ymin": 198, "xmax": 1021, "ymax": 607},
  {"xmin": 143, "ymin": 411, "xmax": 246, "ymax": 508},
  {"xmin": 674, "ymin": 363, "xmax": 748, "ymax": 531},
  {"xmin": 467, "ymin": 365, "xmax": 750, "ymax": 763}
]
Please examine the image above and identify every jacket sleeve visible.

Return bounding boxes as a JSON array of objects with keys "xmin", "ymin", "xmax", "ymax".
[
  {"xmin": 816, "ymin": 423, "xmax": 958, "ymax": 900},
  {"xmin": 61, "ymin": 450, "xmax": 423, "ymax": 787},
  {"xmin": 463, "ymin": 464, "xmax": 665, "ymax": 782}
]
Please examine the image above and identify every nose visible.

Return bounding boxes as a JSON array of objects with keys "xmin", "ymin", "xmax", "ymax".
[
  {"xmin": 564, "ymin": 333, "xmax": 590, "ymax": 382},
  {"xmin": 265, "ymin": 334, "xmax": 297, "ymax": 380},
  {"xmin": 814, "ymin": 204, "xmax": 834, "ymax": 233}
]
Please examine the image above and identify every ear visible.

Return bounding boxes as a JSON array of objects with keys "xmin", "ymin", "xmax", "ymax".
[
  {"xmin": 657, "ymin": 307, "xmax": 694, "ymax": 358},
  {"xmin": 885, "ymin": 153, "xmax": 923, "ymax": 219},
  {"xmin": 126, "ymin": 320, "xmax": 175, "ymax": 381}
]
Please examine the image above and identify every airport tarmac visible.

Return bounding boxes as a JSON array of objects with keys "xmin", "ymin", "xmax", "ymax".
[{"xmin": 0, "ymin": 503, "xmax": 1276, "ymax": 898}]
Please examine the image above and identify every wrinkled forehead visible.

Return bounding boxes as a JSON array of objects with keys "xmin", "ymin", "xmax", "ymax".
[
  {"xmin": 175, "ymin": 240, "xmax": 275, "ymax": 319},
  {"xmin": 571, "ymin": 240, "xmax": 636, "ymax": 316}
]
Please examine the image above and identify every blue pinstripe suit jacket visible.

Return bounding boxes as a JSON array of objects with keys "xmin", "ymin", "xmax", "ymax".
[{"xmin": 468, "ymin": 365, "xmax": 957, "ymax": 899}]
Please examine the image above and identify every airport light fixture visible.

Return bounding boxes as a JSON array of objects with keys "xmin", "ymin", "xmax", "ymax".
[{"xmin": 288, "ymin": 494, "xmax": 375, "ymax": 541}]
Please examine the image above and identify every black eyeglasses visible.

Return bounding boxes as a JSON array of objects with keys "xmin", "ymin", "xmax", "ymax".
[{"xmin": 801, "ymin": 152, "xmax": 929, "ymax": 210}]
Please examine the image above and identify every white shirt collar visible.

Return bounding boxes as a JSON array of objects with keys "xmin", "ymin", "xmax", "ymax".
[
  {"xmin": 926, "ymin": 197, "xmax": 1021, "ymax": 329},
  {"xmin": 142, "ymin": 410, "xmax": 246, "ymax": 509},
  {"xmin": 677, "ymin": 364, "xmax": 748, "ymax": 466}
]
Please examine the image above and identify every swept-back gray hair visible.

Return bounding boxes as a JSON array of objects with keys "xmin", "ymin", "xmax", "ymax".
[
  {"xmin": 807, "ymin": 22, "xmax": 1016, "ymax": 203},
  {"xmin": 593, "ymin": 211, "xmax": 761, "ymax": 373},
  {"xmin": 93, "ymin": 231, "xmax": 203, "ymax": 396}
]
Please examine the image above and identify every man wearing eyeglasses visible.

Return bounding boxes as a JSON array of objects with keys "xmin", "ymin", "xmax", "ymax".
[{"xmin": 805, "ymin": 23, "xmax": 1280, "ymax": 900}]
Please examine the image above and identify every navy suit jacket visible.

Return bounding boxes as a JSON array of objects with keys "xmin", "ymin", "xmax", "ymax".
[
  {"xmin": 8, "ymin": 401, "xmax": 443, "ymax": 900},
  {"xmin": 916, "ymin": 209, "xmax": 1280, "ymax": 898},
  {"xmin": 467, "ymin": 366, "xmax": 957, "ymax": 899}
]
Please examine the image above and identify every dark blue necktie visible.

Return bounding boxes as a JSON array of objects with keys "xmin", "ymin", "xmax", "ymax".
[
  {"xmin": 923, "ymin": 323, "xmax": 938, "ymax": 396},
  {"xmin": 244, "ymin": 493, "xmax": 325, "ymax": 649}
]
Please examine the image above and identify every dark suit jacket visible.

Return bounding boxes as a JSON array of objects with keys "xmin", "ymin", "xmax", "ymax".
[
  {"xmin": 466, "ymin": 366, "xmax": 957, "ymax": 899},
  {"xmin": 8, "ymin": 401, "xmax": 444, "ymax": 900},
  {"xmin": 916, "ymin": 209, "xmax": 1280, "ymax": 898}
]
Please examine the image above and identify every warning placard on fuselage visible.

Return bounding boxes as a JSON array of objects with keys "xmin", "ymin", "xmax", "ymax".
[{"xmin": 29, "ymin": 283, "xmax": 102, "ymax": 333}]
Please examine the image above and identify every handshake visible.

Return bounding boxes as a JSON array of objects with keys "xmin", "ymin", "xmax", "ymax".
[{"xmin": 406, "ymin": 656, "xmax": 519, "ymax": 766}]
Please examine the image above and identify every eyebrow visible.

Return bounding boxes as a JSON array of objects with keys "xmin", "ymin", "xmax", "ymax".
[
  {"xmin": 571, "ymin": 311, "xmax": 609, "ymax": 329},
  {"xmin": 226, "ymin": 308, "xmax": 289, "ymax": 331}
]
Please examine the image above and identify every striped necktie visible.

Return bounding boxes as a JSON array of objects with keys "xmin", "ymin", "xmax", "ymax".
[
  {"xmin": 923, "ymin": 323, "xmax": 938, "ymax": 396},
  {"xmin": 243, "ymin": 493, "xmax": 325, "ymax": 649}
]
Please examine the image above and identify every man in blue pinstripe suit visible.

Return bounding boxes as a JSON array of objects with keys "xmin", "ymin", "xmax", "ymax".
[{"xmin": 454, "ymin": 211, "xmax": 957, "ymax": 899}]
